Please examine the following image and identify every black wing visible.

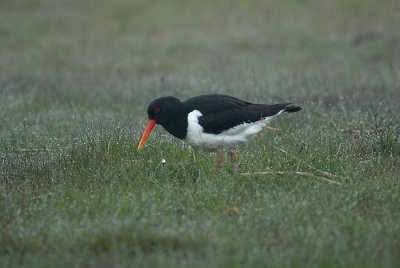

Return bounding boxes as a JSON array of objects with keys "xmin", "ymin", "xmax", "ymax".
[
  {"xmin": 183, "ymin": 94, "xmax": 297, "ymax": 134},
  {"xmin": 183, "ymin": 94, "xmax": 252, "ymax": 114}
]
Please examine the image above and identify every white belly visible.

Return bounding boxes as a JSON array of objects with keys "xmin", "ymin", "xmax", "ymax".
[{"xmin": 184, "ymin": 110, "xmax": 278, "ymax": 152}]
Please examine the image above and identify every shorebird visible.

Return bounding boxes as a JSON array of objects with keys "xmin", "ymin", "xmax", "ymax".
[{"xmin": 138, "ymin": 94, "xmax": 302, "ymax": 169}]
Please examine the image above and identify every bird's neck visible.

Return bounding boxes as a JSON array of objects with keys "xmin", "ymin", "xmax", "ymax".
[{"xmin": 163, "ymin": 113, "xmax": 188, "ymax": 139}]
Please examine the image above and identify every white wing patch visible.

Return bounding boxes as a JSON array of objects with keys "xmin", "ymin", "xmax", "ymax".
[{"xmin": 185, "ymin": 109, "xmax": 283, "ymax": 152}]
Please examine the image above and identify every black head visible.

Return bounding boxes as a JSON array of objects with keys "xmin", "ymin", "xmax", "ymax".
[{"xmin": 147, "ymin": 96, "xmax": 183, "ymax": 126}]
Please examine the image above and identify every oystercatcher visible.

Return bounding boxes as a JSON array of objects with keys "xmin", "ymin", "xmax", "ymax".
[{"xmin": 138, "ymin": 94, "xmax": 302, "ymax": 169}]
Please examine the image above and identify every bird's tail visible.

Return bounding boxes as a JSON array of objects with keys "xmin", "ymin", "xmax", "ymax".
[{"xmin": 283, "ymin": 104, "xmax": 302, "ymax": 113}]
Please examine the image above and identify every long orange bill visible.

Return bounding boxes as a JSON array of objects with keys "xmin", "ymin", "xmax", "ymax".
[{"xmin": 137, "ymin": 119, "xmax": 156, "ymax": 151}]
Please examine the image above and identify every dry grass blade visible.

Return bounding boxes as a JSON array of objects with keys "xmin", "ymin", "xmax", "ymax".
[
  {"xmin": 241, "ymin": 171, "xmax": 341, "ymax": 185},
  {"xmin": 336, "ymin": 126, "xmax": 385, "ymax": 134}
]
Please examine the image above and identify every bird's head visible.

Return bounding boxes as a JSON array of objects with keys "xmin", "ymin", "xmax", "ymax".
[{"xmin": 137, "ymin": 96, "xmax": 182, "ymax": 151}]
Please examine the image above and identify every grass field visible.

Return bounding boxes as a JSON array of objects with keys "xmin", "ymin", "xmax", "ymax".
[{"xmin": 1, "ymin": 0, "xmax": 400, "ymax": 267}]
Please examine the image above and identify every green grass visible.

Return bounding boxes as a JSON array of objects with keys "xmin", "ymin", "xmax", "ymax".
[{"xmin": 1, "ymin": 0, "xmax": 400, "ymax": 267}]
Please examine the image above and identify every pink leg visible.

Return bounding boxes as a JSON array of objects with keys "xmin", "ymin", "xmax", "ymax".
[
  {"xmin": 228, "ymin": 151, "xmax": 239, "ymax": 171},
  {"xmin": 215, "ymin": 152, "xmax": 224, "ymax": 170}
]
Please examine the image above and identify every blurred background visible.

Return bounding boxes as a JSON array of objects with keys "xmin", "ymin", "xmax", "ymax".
[{"xmin": 1, "ymin": 0, "xmax": 399, "ymax": 145}]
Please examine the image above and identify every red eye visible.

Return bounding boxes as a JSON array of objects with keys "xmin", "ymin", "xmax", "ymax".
[{"xmin": 154, "ymin": 108, "xmax": 160, "ymax": 114}]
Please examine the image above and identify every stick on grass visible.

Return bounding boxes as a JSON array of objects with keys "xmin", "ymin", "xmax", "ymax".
[
  {"xmin": 16, "ymin": 147, "xmax": 49, "ymax": 152},
  {"xmin": 274, "ymin": 146, "xmax": 341, "ymax": 181},
  {"xmin": 241, "ymin": 171, "xmax": 341, "ymax": 185}
]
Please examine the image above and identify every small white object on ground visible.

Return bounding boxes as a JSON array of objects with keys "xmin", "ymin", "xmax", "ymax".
[{"xmin": 161, "ymin": 159, "xmax": 166, "ymax": 164}]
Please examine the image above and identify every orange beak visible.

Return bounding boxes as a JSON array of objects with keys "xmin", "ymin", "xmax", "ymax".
[{"xmin": 137, "ymin": 119, "xmax": 156, "ymax": 151}]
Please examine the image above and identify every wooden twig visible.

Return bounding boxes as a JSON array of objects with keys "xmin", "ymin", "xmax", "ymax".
[
  {"xmin": 241, "ymin": 171, "xmax": 341, "ymax": 185},
  {"xmin": 273, "ymin": 146, "xmax": 340, "ymax": 181},
  {"xmin": 17, "ymin": 147, "xmax": 49, "ymax": 152},
  {"xmin": 266, "ymin": 126, "xmax": 282, "ymax": 131}
]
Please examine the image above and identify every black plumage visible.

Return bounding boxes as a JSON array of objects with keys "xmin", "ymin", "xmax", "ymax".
[
  {"xmin": 147, "ymin": 94, "xmax": 302, "ymax": 137},
  {"xmin": 184, "ymin": 94, "xmax": 300, "ymax": 134}
]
